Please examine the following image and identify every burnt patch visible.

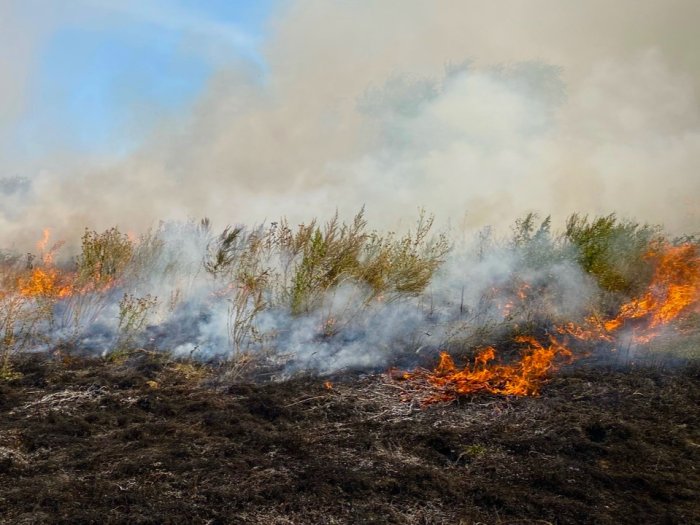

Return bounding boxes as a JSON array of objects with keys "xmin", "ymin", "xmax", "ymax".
[{"xmin": 0, "ymin": 353, "xmax": 698, "ymax": 524}]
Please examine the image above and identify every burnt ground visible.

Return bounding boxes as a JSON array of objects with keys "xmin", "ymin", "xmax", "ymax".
[{"xmin": 0, "ymin": 352, "xmax": 698, "ymax": 525}]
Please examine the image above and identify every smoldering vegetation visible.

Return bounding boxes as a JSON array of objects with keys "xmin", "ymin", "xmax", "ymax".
[{"xmin": 0, "ymin": 209, "xmax": 698, "ymax": 383}]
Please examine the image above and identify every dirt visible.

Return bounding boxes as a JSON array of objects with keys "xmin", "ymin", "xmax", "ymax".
[{"xmin": 0, "ymin": 351, "xmax": 698, "ymax": 524}]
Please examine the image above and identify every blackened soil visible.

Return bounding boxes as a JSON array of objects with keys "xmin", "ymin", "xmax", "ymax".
[{"xmin": 0, "ymin": 352, "xmax": 699, "ymax": 525}]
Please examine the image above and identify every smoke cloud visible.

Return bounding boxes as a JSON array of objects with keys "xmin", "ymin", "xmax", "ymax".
[{"xmin": 2, "ymin": 0, "xmax": 700, "ymax": 249}]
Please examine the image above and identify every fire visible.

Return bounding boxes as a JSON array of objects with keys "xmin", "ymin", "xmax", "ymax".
[
  {"xmin": 603, "ymin": 243, "xmax": 699, "ymax": 342},
  {"xmin": 18, "ymin": 229, "xmax": 74, "ymax": 299},
  {"xmin": 400, "ymin": 242, "xmax": 699, "ymax": 404},
  {"xmin": 562, "ymin": 243, "xmax": 700, "ymax": 344},
  {"xmin": 37, "ymin": 228, "xmax": 51, "ymax": 255},
  {"xmin": 499, "ymin": 281, "xmax": 530, "ymax": 318},
  {"xmin": 18, "ymin": 267, "xmax": 73, "ymax": 299},
  {"xmin": 402, "ymin": 336, "xmax": 573, "ymax": 403},
  {"xmin": 14, "ymin": 228, "xmax": 128, "ymax": 300},
  {"xmin": 556, "ymin": 318, "xmax": 613, "ymax": 343}
]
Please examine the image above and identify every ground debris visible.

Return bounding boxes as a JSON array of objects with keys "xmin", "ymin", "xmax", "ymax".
[
  {"xmin": 9, "ymin": 384, "xmax": 109, "ymax": 418},
  {"xmin": 0, "ymin": 354, "xmax": 698, "ymax": 524}
]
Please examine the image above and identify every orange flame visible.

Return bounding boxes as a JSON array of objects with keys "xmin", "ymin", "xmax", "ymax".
[
  {"xmin": 402, "ymin": 336, "xmax": 573, "ymax": 403},
  {"xmin": 18, "ymin": 229, "xmax": 74, "ymax": 299},
  {"xmin": 37, "ymin": 228, "xmax": 50, "ymax": 254},
  {"xmin": 500, "ymin": 282, "xmax": 530, "ymax": 318},
  {"xmin": 563, "ymin": 243, "xmax": 700, "ymax": 344},
  {"xmin": 604, "ymin": 243, "xmax": 699, "ymax": 342},
  {"xmin": 18, "ymin": 267, "xmax": 73, "ymax": 299},
  {"xmin": 401, "ymin": 243, "xmax": 699, "ymax": 404}
]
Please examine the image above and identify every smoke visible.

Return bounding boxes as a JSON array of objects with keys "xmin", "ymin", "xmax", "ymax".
[
  {"xmin": 2, "ymin": 1, "xmax": 699, "ymax": 243},
  {"xmin": 0, "ymin": 4, "xmax": 45, "ymax": 132},
  {"xmin": 24, "ymin": 220, "xmax": 600, "ymax": 374}
]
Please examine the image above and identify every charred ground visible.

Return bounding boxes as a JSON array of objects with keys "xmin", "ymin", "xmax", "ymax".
[{"xmin": 0, "ymin": 351, "xmax": 698, "ymax": 525}]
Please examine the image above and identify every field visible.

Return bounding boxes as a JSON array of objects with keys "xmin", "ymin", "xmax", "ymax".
[{"xmin": 0, "ymin": 211, "xmax": 699, "ymax": 523}]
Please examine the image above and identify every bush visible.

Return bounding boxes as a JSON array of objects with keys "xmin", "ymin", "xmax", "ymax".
[
  {"xmin": 76, "ymin": 227, "xmax": 134, "ymax": 289},
  {"xmin": 564, "ymin": 213, "xmax": 662, "ymax": 295}
]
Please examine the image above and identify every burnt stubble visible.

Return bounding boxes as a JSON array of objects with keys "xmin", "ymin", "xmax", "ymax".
[{"xmin": 0, "ymin": 352, "xmax": 698, "ymax": 524}]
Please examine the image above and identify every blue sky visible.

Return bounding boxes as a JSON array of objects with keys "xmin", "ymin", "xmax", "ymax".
[{"xmin": 13, "ymin": 0, "xmax": 278, "ymax": 158}]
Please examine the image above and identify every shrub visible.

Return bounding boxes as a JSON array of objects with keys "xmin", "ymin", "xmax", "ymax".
[
  {"xmin": 287, "ymin": 211, "xmax": 368, "ymax": 314},
  {"xmin": 509, "ymin": 212, "xmax": 570, "ymax": 269},
  {"xmin": 75, "ymin": 227, "xmax": 134, "ymax": 289},
  {"xmin": 360, "ymin": 210, "xmax": 450, "ymax": 300},
  {"xmin": 564, "ymin": 213, "xmax": 662, "ymax": 295},
  {"xmin": 116, "ymin": 293, "xmax": 157, "ymax": 351}
]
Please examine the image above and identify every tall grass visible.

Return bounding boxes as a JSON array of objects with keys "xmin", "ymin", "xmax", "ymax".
[
  {"xmin": 202, "ymin": 209, "xmax": 449, "ymax": 354},
  {"xmin": 0, "ymin": 209, "xmax": 697, "ymax": 378},
  {"xmin": 0, "ymin": 253, "xmax": 56, "ymax": 378}
]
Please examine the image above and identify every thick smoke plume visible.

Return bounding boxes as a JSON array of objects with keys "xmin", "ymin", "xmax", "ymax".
[{"xmin": 1, "ymin": 0, "xmax": 699, "ymax": 250}]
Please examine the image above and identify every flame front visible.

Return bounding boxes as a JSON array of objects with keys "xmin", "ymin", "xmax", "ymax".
[
  {"xmin": 2, "ymin": 228, "xmax": 698, "ymax": 404},
  {"xmin": 401, "ymin": 243, "xmax": 699, "ymax": 404},
  {"xmin": 560, "ymin": 243, "xmax": 699, "ymax": 344},
  {"xmin": 402, "ymin": 336, "xmax": 573, "ymax": 403},
  {"xmin": 604, "ymin": 244, "xmax": 699, "ymax": 342},
  {"xmin": 18, "ymin": 267, "xmax": 73, "ymax": 299}
]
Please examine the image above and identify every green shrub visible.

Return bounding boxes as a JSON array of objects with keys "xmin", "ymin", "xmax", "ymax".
[
  {"xmin": 564, "ymin": 213, "xmax": 662, "ymax": 295},
  {"xmin": 288, "ymin": 211, "xmax": 367, "ymax": 314},
  {"xmin": 277, "ymin": 209, "xmax": 450, "ymax": 313},
  {"xmin": 509, "ymin": 212, "xmax": 567, "ymax": 268},
  {"xmin": 360, "ymin": 210, "xmax": 450, "ymax": 300},
  {"xmin": 76, "ymin": 227, "xmax": 134, "ymax": 289}
]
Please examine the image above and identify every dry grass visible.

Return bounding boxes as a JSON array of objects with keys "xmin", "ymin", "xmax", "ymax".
[{"xmin": 0, "ymin": 210, "xmax": 697, "ymax": 378}]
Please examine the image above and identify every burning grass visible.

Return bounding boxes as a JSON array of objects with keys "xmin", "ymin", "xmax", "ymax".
[
  {"xmin": 400, "ymin": 237, "xmax": 699, "ymax": 405},
  {"xmin": 400, "ymin": 336, "xmax": 574, "ymax": 404},
  {"xmin": 0, "ymin": 210, "xmax": 698, "ymax": 401}
]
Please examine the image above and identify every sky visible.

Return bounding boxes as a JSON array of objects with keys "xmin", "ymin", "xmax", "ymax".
[
  {"xmin": 1, "ymin": 1, "xmax": 699, "ymax": 249},
  {"xmin": 5, "ymin": 0, "xmax": 277, "ymax": 158}
]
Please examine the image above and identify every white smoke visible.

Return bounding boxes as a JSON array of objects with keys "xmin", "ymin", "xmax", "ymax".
[{"xmin": 2, "ymin": 1, "xmax": 700, "ymax": 248}]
